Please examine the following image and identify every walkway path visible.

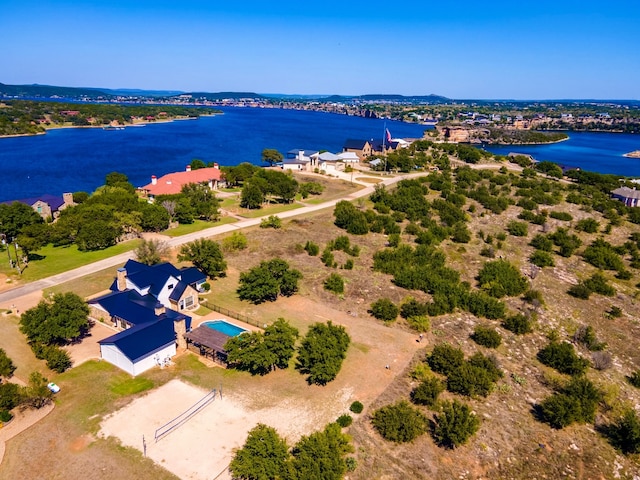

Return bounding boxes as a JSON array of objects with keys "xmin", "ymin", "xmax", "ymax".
[{"xmin": 0, "ymin": 172, "xmax": 417, "ymax": 305}]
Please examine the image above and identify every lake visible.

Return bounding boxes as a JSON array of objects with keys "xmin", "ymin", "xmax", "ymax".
[
  {"xmin": 483, "ymin": 131, "xmax": 640, "ymax": 176},
  {"xmin": 0, "ymin": 107, "xmax": 427, "ymax": 202},
  {"xmin": 0, "ymin": 108, "xmax": 639, "ymax": 202}
]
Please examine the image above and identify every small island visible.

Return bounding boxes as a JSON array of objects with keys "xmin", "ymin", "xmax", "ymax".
[{"xmin": 624, "ymin": 150, "xmax": 640, "ymax": 159}]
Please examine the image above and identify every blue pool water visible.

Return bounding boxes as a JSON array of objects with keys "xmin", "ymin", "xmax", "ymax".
[{"xmin": 202, "ymin": 320, "xmax": 247, "ymax": 337}]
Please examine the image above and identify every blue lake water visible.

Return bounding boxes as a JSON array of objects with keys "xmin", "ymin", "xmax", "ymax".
[
  {"xmin": 0, "ymin": 107, "xmax": 426, "ymax": 202},
  {"xmin": 483, "ymin": 131, "xmax": 640, "ymax": 176},
  {"xmin": 0, "ymin": 107, "xmax": 639, "ymax": 203}
]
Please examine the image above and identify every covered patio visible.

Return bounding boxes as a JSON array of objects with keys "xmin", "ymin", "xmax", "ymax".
[{"xmin": 184, "ymin": 326, "xmax": 231, "ymax": 364}]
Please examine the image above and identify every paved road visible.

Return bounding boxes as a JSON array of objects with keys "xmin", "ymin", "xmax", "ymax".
[{"xmin": 0, "ymin": 173, "xmax": 415, "ymax": 305}]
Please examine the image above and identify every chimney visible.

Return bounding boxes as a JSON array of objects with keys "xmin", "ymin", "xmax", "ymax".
[
  {"xmin": 186, "ymin": 165, "xmax": 191, "ymax": 172},
  {"xmin": 174, "ymin": 317, "xmax": 187, "ymax": 350},
  {"xmin": 151, "ymin": 175, "xmax": 157, "ymax": 185},
  {"xmin": 62, "ymin": 192, "xmax": 74, "ymax": 206},
  {"xmin": 298, "ymin": 150, "xmax": 304, "ymax": 161},
  {"xmin": 116, "ymin": 267, "xmax": 127, "ymax": 291},
  {"xmin": 154, "ymin": 301, "xmax": 166, "ymax": 316},
  {"xmin": 213, "ymin": 163, "xmax": 219, "ymax": 169}
]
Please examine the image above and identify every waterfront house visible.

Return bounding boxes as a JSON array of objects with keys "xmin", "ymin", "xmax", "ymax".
[
  {"xmin": 612, "ymin": 186, "xmax": 640, "ymax": 207},
  {"xmin": 2, "ymin": 193, "xmax": 74, "ymax": 220},
  {"xmin": 343, "ymin": 139, "xmax": 373, "ymax": 160},
  {"xmin": 138, "ymin": 165, "xmax": 222, "ymax": 202},
  {"xmin": 89, "ymin": 260, "xmax": 206, "ymax": 375},
  {"xmin": 282, "ymin": 149, "xmax": 319, "ymax": 171},
  {"xmin": 313, "ymin": 152, "xmax": 345, "ymax": 173}
]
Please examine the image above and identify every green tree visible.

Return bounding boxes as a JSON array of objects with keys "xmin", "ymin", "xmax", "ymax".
[
  {"xmin": 537, "ymin": 341, "xmax": 589, "ymax": 376},
  {"xmin": 225, "ymin": 331, "xmax": 276, "ymax": 376},
  {"xmin": 229, "ymin": 424, "xmax": 292, "ymax": 480},
  {"xmin": 0, "ymin": 202, "xmax": 44, "ymax": 238},
  {"xmin": 477, "ymin": 259, "xmax": 528, "ymax": 298},
  {"xmin": 134, "ymin": 238, "xmax": 170, "ymax": 265},
  {"xmin": 324, "ymin": 273, "xmax": 345, "ymax": 294},
  {"xmin": 237, "ymin": 259, "xmax": 302, "ymax": 304},
  {"xmin": 427, "ymin": 343, "xmax": 465, "ymax": 376},
  {"xmin": 0, "ymin": 349, "xmax": 16, "ymax": 378},
  {"xmin": 291, "ymin": 422, "xmax": 354, "ymax": 480},
  {"xmin": 369, "ymin": 298, "xmax": 399, "ymax": 322},
  {"xmin": 0, "ymin": 382, "xmax": 22, "ymax": 410},
  {"xmin": 178, "ymin": 239, "xmax": 226, "ymax": 279},
  {"xmin": 606, "ymin": 408, "xmax": 640, "ymax": 454},
  {"xmin": 264, "ymin": 318, "xmax": 299, "ymax": 370},
  {"xmin": 139, "ymin": 202, "xmax": 171, "ymax": 232},
  {"xmin": 23, "ymin": 372, "xmax": 53, "ymax": 409},
  {"xmin": 296, "ymin": 321, "xmax": 350, "ymax": 385},
  {"xmin": 371, "ymin": 400, "xmax": 428, "ymax": 443},
  {"xmin": 20, "ymin": 292, "xmax": 90, "ymax": 345},
  {"xmin": 261, "ymin": 148, "xmax": 284, "ymax": 167},
  {"xmin": 431, "ymin": 400, "xmax": 480, "ymax": 449},
  {"xmin": 471, "ymin": 325, "xmax": 502, "ymax": 348},
  {"xmin": 240, "ymin": 183, "xmax": 265, "ymax": 209},
  {"xmin": 411, "ymin": 377, "xmax": 444, "ymax": 407}
]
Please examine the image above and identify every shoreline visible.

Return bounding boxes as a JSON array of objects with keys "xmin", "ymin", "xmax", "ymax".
[{"xmin": 0, "ymin": 113, "xmax": 220, "ymax": 139}]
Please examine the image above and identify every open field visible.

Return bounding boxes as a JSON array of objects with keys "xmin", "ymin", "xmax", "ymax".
[
  {"xmin": 163, "ymin": 217, "xmax": 238, "ymax": 237},
  {"xmin": 3, "ymin": 166, "xmax": 640, "ymax": 479}
]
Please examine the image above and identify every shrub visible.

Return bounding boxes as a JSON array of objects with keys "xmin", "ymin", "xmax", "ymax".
[
  {"xmin": 477, "ymin": 259, "xmax": 529, "ymax": 298},
  {"xmin": 0, "ymin": 383, "xmax": 22, "ymax": 411},
  {"xmin": 537, "ymin": 342, "xmax": 589, "ymax": 375},
  {"xmin": 592, "ymin": 351, "xmax": 613, "ymax": 371},
  {"xmin": 530, "ymin": 234, "xmax": 554, "ymax": 251},
  {"xmin": 575, "ymin": 218, "xmax": 600, "ymax": 233},
  {"xmin": 502, "ymin": 313, "xmax": 533, "ymax": 335},
  {"xmin": 627, "ymin": 370, "xmax": 640, "ymax": 388},
  {"xmin": 471, "ymin": 325, "xmax": 502, "ymax": 348},
  {"xmin": 387, "ymin": 233, "xmax": 401, "ymax": 247},
  {"xmin": 550, "ymin": 211, "xmax": 573, "ymax": 221},
  {"xmin": 427, "ymin": 343, "xmax": 465, "ymax": 376},
  {"xmin": 446, "ymin": 362, "xmax": 495, "ymax": 397},
  {"xmin": 567, "ymin": 283, "xmax": 592, "ymax": 299},
  {"xmin": 345, "ymin": 457, "xmax": 357, "ymax": 472},
  {"xmin": 371, "ymin": 401, "xmax": 428, "ymax": 443},
  {"xmin": 260, "ymin": 215, "xmax": 282, "ymax": 229},
  {"xmin": 530, "ymin": 250, "xmax": 555, "ymax": 268},
  {"xmin": 523, "ymin": 289, "xmax": 545, "ymax": 306},
  {"xmin": 573, "ymin": 325, "xmax": 606, "ymax": 351},
  {"xmin": 221, "ymin": 232, "xmax": 248, "ymax": 251},
  {"xmin": 304, "ymin": 241, "xmax": 320, "ymax": 256},
  {"xmin": 321, "ymin": 248, "xmax": 336, "ymax": 268},
  {"xmin": 431, "ymin": 400, "xmax": 480, "ymax": 449},
  {"xmin": 411, "ymin": 377, "xmax": 444, "ymax": 407},
  {"xmin": 336, "ymin": 414, "xmax": 353, "ymax": 427},
  {"xmin": 583, "ymin": 272, "xmax": 616, "ymax": 296},
  {"xmin": 507, "ymin": 221, "xmax": 528, "ymax": 237},
  {"xmin": 608, "ymin": 306, "xmax": 623, "ymax": 318},
  {"xmin": 400, "ymin": 298, "xmax": 429, "ymax": 319},
  {"xmin": 369, "ymin": 298, "xmax": 399, "ymax": 322},
  {"xmin": 0, "ymin": 410, "xmax": 13, "ymax": 423},
  {"xmin": 350, "ymin": 401, "xmax": 364, "ymax": 414},
  {"xmin": 606, "ymin": 409, "xmax": 640, "ymax": 454},
  {"xmin": 201, "ymin": 282, "xmax": 211, "ymax": 292},
  {"xmin": 539, "ymin": 376, "xmax": 601, "ymax": 428},
  {"xmin": 406, "ymin": 315, "xmax": 431, "ymax": 333},
  {"xmin": 43, "ymin": 346, "xmax": 72, "ymax": 373},
  {"xmin": 324, "ymin": 273, "xmax": 345, "ymax": 294}
]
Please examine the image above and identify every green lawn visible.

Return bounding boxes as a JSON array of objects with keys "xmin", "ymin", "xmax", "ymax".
[
  {"xmin": 43, "ymin": 266, "xmax": 117, "ymax": 299},
  {"xmin": 164, "ymin": 217, "xmax": 238, "ymax": 237},
  {"xmin": 1, "ymin": 239, "xmax": 142, "ymax": 283},
  {"xmin": 238, "ymin": 203, "xmax": 303, "ymax": 218}
]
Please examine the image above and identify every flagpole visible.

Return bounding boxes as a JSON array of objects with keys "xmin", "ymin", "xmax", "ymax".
[{"xmin": 383, "ymin": 121, "xmax": 387, "ymax": 174}]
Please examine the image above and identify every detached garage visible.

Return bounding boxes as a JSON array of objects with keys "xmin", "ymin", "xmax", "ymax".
[{"xmin": 99, "ymin": 317, "xmax": 184, "ymax": 376}]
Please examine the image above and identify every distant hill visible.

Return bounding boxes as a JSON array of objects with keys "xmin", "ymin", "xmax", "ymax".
[
  {"xmin": 0, "ymin": 82, "xmax": 115, "ymax": 99},
  {"xmin": 320, "ymin": 93, "xmax": 451, "ymax": 104},
  {"xmin": 172, "ymin": 91, "xmax": 266, "ymax": 101}
]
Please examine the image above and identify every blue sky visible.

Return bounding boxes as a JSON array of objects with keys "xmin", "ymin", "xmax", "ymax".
[{"xmin": 1, "ymin": 0, "xmax": 638, "ymax": 99}]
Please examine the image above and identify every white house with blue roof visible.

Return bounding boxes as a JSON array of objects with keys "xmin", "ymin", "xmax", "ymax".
[{"xmin": 89, "ymin": 260, "xmax": 206, "ymax": 376}]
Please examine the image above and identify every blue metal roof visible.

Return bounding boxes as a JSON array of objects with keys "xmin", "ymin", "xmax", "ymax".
[
  {"xmin": 180, "ymin": 267, "xmax": 206, "ymax": 286},
  {"xmin": 1, "ymin": 194, "xmax": 65, "ymax": 210},
  {"xmin": 99, "ymin": 318, "xmax": 177, "ymax": 363}
]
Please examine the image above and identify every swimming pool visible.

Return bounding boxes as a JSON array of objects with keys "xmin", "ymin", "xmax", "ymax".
[{"xmin": 202, "ymin": 320, "xmax": 247, "ymax": 337}]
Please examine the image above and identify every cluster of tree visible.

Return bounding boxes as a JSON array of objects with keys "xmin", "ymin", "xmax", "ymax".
[
  {"xmin": 538, "ymin": 376, "xmax": 601, "ymax": 429},
  {"xmin": 486, "ymin": 128, "xmax": 569, "ymax": 145},
  {"xmin": 229, "ymin": 422, "xmax": 354, "ymax": 480},
  {"xmin": 427, "ymin": 343, "xmax": 503, "ymax": 398},
  {"xmin": 0, "ymin": 371, "xmax": 55, "ymax": 416},
  {"xmin": 239, "ymin": 169, "xmax": 299, "ymax": 208},
  {"xmin": 19, "ymin": 292, "xmax": 90, "ymax": 373},
  {"xmin": 178, "ymin": 239, "xmax": 227, "ymax": 279},
  {"xmin": 0, "ymin": 100, "xmax": 209, "ymax": 136},
  {"xmin": 225, "ymin": 318, "xmax": 298, "ymax": 375},
  {"xmin": 296, "ymin": 322, "xmax": 350, "ymax": 385},
  {"xmin": 156, "ymin": 181, "xmax": 220, "ymax": 224},
  {"xmin": 567, "ymin": 272, "xmax": 616, "ymax": 300},
  {"xmin": 237, "ymin": 258, "xmax": 302, "ymax": 304},
  {"xmin": 476, "ymin": 259, "xmax": 529, "ymax": 298}
]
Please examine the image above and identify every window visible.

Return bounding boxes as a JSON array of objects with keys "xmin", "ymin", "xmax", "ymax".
[
  {"xmin": 184, "ymin": 296, "xmax": 194, "ymax": 309},
  {"xmin": 167, "ymin": 284, "xmax": 174, "ymax": 290}
]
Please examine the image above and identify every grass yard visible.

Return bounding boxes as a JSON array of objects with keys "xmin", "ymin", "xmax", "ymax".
[
  {"xmin": 0, "ymin": 240, "xmax": 141, "ymax": 284},
  {"xmin": 163, "ymin": 217, "xmax": 238, "ymax": 237},
  {"xmin": 43, "ymin": 265, "xmax": 117, "ymax": 299},
  {"xmin": 0, "ymin": 313, "xmax": 47, "ymax": 381}
]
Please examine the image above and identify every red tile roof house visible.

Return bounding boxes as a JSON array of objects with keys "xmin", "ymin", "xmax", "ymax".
[{"xmin": 138, "ymin": 165, "xmax": 223, "ymax": 202}]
